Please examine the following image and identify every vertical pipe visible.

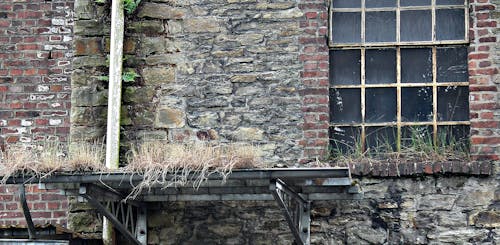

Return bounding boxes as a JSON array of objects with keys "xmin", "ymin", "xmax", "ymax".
[{"xmin": 105, "ymin": 0, "xmax": 125, "ymax": 244}]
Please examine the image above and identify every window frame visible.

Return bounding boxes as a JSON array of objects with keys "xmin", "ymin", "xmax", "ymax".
[{"xmin": 328, "ymin": 0, "xmax": 471, "ymax": 151}]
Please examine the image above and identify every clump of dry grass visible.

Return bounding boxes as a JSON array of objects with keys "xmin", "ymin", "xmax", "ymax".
[
  {"xmin": 67, "ymin": 141, "xmax": 105, "ymax": 171},
  {"xmin": 125, "ymin": 141, "xmax": 263, "ymax": 198},
  {"xmin": 0, "ymin": 142, "xmax": 65, "ymax": 184}
]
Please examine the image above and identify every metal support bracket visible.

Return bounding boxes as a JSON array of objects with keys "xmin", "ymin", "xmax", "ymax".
[
  {"xmin": 270, "ymin": 179, "xmax": 310, "ymax": 245},
  {"xmin": 79, "ymin": 191, "xmax": 145, "ymax": 245},
  {"xmin": 19, "ymin": 184, "xmax": 36, "ymax": 240}
]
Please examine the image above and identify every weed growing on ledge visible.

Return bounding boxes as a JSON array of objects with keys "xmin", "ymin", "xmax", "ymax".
[{"xmin": 327, "ymin": 126, "xmax": 470, "ymax": 166}]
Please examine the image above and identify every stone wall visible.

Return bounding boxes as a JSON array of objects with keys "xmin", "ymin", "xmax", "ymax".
[
  {"xmin": 144, "ymin": 173, "xmax": 499, "ymax": 244},
  {"xmin": 71, "ymin": 0, "xmax": 306, "ymax": 164}
]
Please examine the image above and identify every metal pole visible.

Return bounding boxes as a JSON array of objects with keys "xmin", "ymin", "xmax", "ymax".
[
  {"xmin": 105, "ymin": 0, "xmax": 125, "ymax": 244},
  {"xmin": 19, "ymin": 184, "xmax": 36, "ymax": 240}
]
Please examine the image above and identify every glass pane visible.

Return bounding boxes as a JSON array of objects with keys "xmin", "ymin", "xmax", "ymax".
[
  {"xmin": 332, "ymin": 12, "xmax": 361, "ymax": 43},
  {"xmin": 333, "ymin": 0, "xmax": 361, "ymax": 8},
  {"xmin": 366, "ymin": 88, "xmax": 397, "ymax": 123},
  {"xmin": 366, "ymin": 49, "xmax": 396, "ymax": 84},
  {"xmin": 330, "ymin": 126, "xmax": 361, "ymax": 154},
  {"xmin": 436, "ymin": 9, "xmax": 465, "ymax": 40},
  {"xmin": 437, "ymin": 47, "xmax": 468, "ymax": 82},
  {"xmin": 401, "ymin": 48, "xmax": 433, "ymax": 83},
  {"xmin": 402, "ymin": 87, "xmax": 433, "ymax": 122},
  {"xmin": 366, "ymin": 0, "xmax": 397, "ymax": 8},
  {"xmin": 437, "ymin": 86, "xmax": 469, "ymax": 121},
  {"xmin": 366, "ymin": 127, "xmax": 397, "ymax": 152},
  {"xmin": 366, "ymin": 11, "xmax": 396, "ymax": 42},
  {"xmin": 401, "ymin": 10, "xmax": 432, "ymax": 41},
  {"xmin": 401, "ymin": 126, "xmax": 433, "ymax": 149},
  {"xmin": 436, "ymin": 0, "xmax": 464, "ymax": 5},
  {"xmin": 330, "ymin": 50, "xmax": 361, "ymax": 85},
  {"xmin": 330, "ymin": 89, "xmax": 362, "ymax": 123},
  {"xmin": 437, "ymin": 125, "xmax": 469, "ymax": 149},
  {"xmin": 401, "ymin": 0, "xmax": 431, "ymax": 6}
]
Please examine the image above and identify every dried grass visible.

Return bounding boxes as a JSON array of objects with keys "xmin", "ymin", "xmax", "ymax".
[
  {"xmin": 0, "ymin": 142, "xmax": 65, "ymax": 184},
  {"xmin": 67, "ymin": 141, "xmax": 106, "ymax": 172},
  {"xmin": 124, "ymin": 141, "xmax": 263, "ymax": 198}
]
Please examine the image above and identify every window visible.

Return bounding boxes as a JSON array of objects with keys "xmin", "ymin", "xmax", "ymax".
[{"xmin": 328, "ymin": 0, "xmax": 469, "ymax": 153}]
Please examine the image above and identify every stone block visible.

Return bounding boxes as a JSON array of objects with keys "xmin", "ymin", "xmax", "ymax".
[
  {"xmin": 74, "ymin": 20, "xmax": 110, "ymax": 36},
  {"xmin": 187, "ymin": 111, "xmax": 219, "ymax": 128},
  {"xmin": 127, "ymin": 21, "xmax": 165, "ymax": 34},
  {"xmin": 139, "ymin": 37, "xmax": 166, "ymax": 56},
  {"xmin": 146, "ymin": 54, "xmax": 185, "ymax": 65},
  {"xmin": 232, "ymin": 127, "xmax": 264, "ymax": 141},
  {"xmin": 469, "ymin": 211, "xmax": 500, "ymax": 228},
  {"xmin": 74, "ymin": 37, "xmax": 103, "ymax": 56},
  {"xmin": 138, "ymin": 3, "xmax": 186, "ymax": 19},
  {"xmin": 142, "ymin": 67, "xmax": 175, "ymax": 86},
  {"xmin": 155, "ymin": 106, "xmax": 186, "ymax": 128},
  {"xmin": 123, "ymin": 86, "xmax": 156, "ymax": 104},
  {"xmin": 262, "ymin": 8, "xmax": 303, "ymax": 19},
  {"xmin": 71, "ymin": 87, "xmax": 108, "ymax": 106},
  {"xmin": 417, "ymin": 194, "xmax": 456, "ymax": 211},
  {"xmin": 72, "ymin": 56, "xmax": 107, "ymax": 69},
  {"xmin": 184, "ymin": 17, "xmax": 221, "ymax": 33},
  {"xmin": 231, "ymin": 74, "xmax": 257, "ymax": 83}
]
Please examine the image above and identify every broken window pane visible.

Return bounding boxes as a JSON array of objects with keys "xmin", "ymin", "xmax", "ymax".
[
  {"xmin": 332, "ymin": 12, "xmax": 361, "ymax": 43},
  {"xmin": 401, "ymin": 10, "xmax": 432, "ymax": 41},
  {"xmin": 330, "ymin": 89, "xmax": 362, "ymax": 123},
  {"xmin": 330, "ymin": 126, "xmax": 361, "ymax": 154},
  {"xmin": 366, "ymin": 49, "xmax": 396, "ymax": 84},
  {"xmin": 436, "ymin": 0, "xmax": 464, "ymax": 5},
  {"xmin": 401, "ymin": 0, "xmax": 431, "ymax": 6},
  {"xmin": 366, "ymin": 11, "xmax": 396, "ymax": 42},
  {"xmin": 366, "ymin": 126, "xmax": 397, "ymax": 152},
  {"xmin": 437, "ymin": 86, "xmax": 469, "ymax": 121},
  {"xmin": 437, "ymin": 47, "xmax": 468, "ymax": 82},
  {"xmin": 437, "ymin": 125, "xmax": 470, "ymax": 149},
  {"xmin": 401, "ymin": 48, "xmax": 433, "ymax": 83},
  {"xmin": 330, "ymin": 50, "xmax": 361, "ymax": 85},
  {"xmin": 402, "ymin": 87, "xmax": 433, "ymax": 122},
  {"xmin": 366, "ymin": 88, "xmax": 397, "ymax": 123},
  {"xmin": 436, "ymin": 9, "xmax": 465, "ymax": 40},
  {"xmin": 333, "ymin": 0, "xmax": 361, "ymax": 8},
  {"xmin": 366, "ymin": 0, "xmax": 397, "ymax": 8}
]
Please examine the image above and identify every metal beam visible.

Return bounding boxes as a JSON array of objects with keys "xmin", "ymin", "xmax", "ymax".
[
  {"xmin": 18, "ymin": 184, "xmax": 37, "ymax": 240},
  {"xmin": 79, "ymin": 193, "xmax": 142, "ymax": 245},
  {"xmin": 270, "ymin": 179, "xmax": 310, "ymax": 245},
  {"xmin": 5, "ymin": 168, "xmax": 351, "ymax": 184}
]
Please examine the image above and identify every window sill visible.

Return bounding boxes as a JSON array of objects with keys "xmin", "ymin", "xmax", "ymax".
[{"xmin": 345, "ymin": 160, "xmax": 494, "ymax": 177}]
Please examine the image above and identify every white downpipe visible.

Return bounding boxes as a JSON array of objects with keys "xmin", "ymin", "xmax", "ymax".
[{"xmin": 104, "ymin": 0, "xmax": 124, "ymax": 244}]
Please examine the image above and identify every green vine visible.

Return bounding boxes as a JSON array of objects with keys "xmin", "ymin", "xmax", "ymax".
[{"xmin": 93, "ymin": 0, "xmax": 141, "ymax": 14}]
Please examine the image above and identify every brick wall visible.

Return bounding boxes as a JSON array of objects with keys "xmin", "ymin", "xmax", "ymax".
[
  {"xmin": 469, "ymin": 0, "xmax": 500, "ymax": 161},
  {"xmin": 0, "ymin": 0, "xmax": 73, "ymax": 227},
  {"xmin": 0, "ymin": 0, "xmax": 73, "ymax": 146}
]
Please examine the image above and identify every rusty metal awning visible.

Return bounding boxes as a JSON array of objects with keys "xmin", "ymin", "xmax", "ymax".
[{"xmin": 4, "ymin": 167, "xmax": 363, "ymax": 245}]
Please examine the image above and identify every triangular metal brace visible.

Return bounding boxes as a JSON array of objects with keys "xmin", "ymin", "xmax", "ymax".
[{"xmin": 270, "ymin": 179, "xmax": 311, "ymax": 245}]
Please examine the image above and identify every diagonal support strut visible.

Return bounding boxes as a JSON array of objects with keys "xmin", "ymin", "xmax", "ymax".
[
  {"xmin": 270, "ymin": 179, "xmax": 310, "ymax": 245},
  {"xmin": 79, "ymin": 193, "xmax": 142, "ymax": 245}
]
